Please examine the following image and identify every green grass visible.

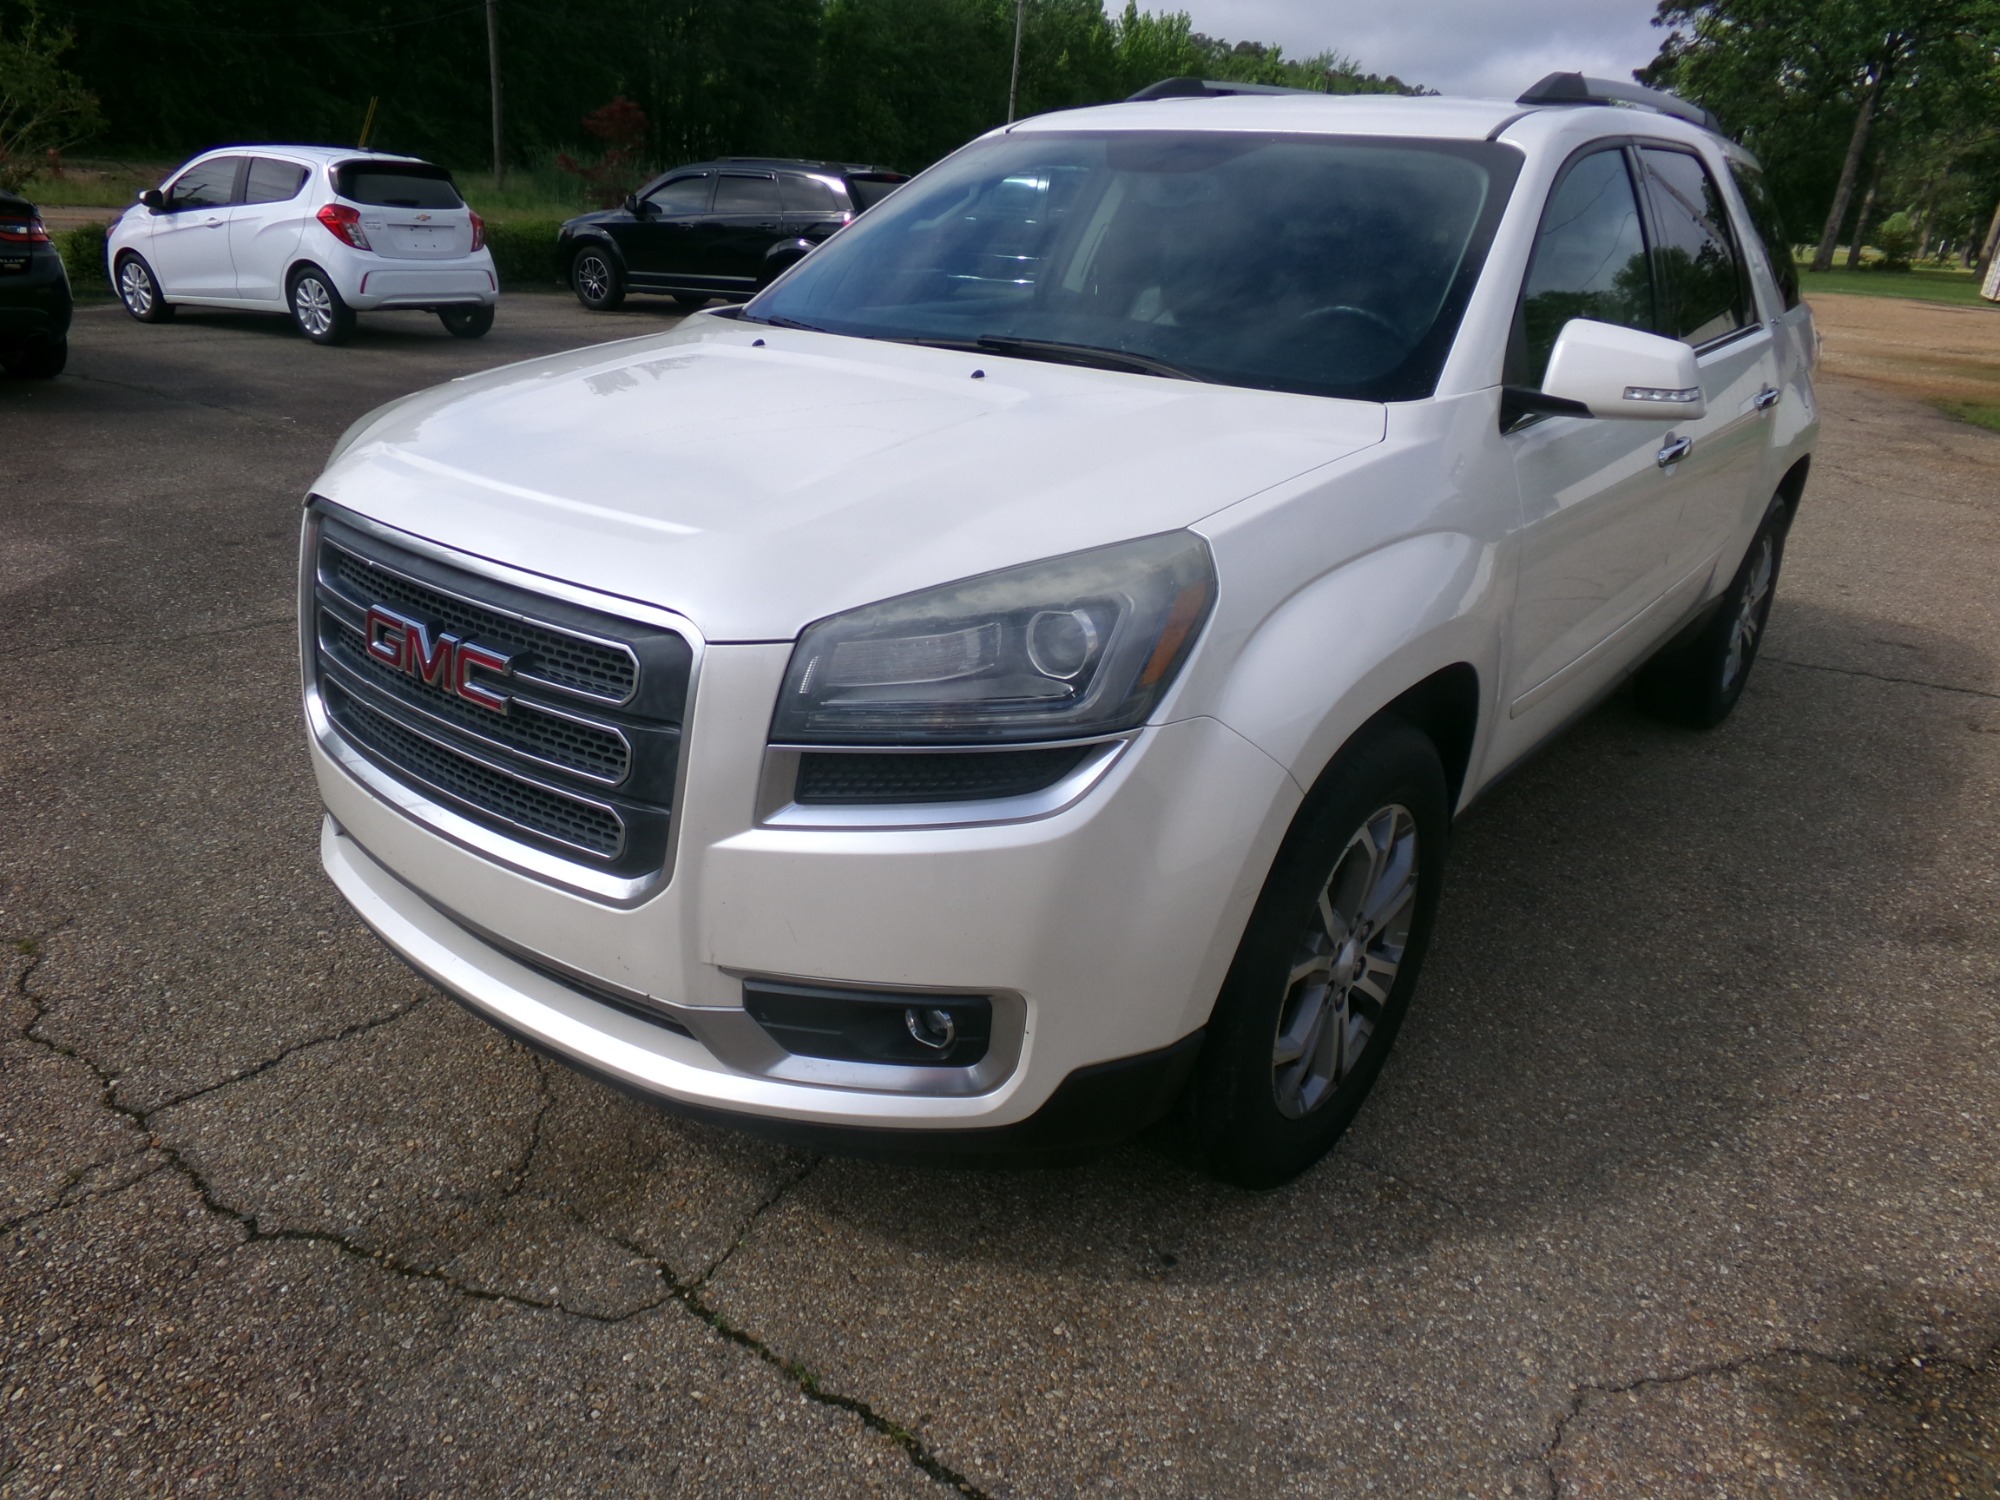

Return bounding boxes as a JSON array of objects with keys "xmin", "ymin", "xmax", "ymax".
[
  {"xmin": 1936, "ymin": 400, "xmax": 2000, "ymax": 434},
  {"xmin": 1799, "ymin": 264, "xmax": 1993, "ymax": 308}
]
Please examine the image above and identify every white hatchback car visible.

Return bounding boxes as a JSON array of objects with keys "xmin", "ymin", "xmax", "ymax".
[
  {"xmin": 301, "ymin": 76, "xmax": 1817, "ymax": 1185},
  {"xmin": 108, "ymin": 146, "xmax": 498, "ymax": 345}
]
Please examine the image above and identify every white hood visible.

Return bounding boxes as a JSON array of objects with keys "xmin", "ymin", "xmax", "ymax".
[{"xmin": 316, "ymin": 316, "xmax": 1386, "ymax": 640}]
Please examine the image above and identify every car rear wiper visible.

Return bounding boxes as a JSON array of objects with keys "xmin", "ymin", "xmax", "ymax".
[{"xmin": 903, "ymin": 335, "xmax": 1205, "ymax": 382}]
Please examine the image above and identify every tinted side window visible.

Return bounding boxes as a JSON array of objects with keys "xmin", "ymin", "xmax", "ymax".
[
  {"xmin": 1640, "ymin": 147, "xmax": 1748, "ymax": 346},
  {"xmin": 244, "ymin": 158, "xmax": 308, "ymax": 205},
  {"xmin": 1513, "ymin": 149, "xmax": 1655, "ymax": 386},
  {"xmin": 645, "ymin": 175, "xmax": 711, "ymax": 214},
  {"xmin": 1727, "ymin": 158, "xmax": 1799, "ymax": 311},
  {"xmin": 782, "ymin": 174, "xmax": 846, "ymax": 214},
  {"xmin": 715, "ymin": 175, "xmax": 784, "ymax": 213},
  {"xmin": 169, "ymin": 157, "xmax": 242, "ymax": 210}
]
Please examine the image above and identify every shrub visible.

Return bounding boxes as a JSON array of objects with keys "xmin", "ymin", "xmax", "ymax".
[
  {"xmin": 1871, "ymin": 211, "xmax": 1917, "ymax": 272},
  {"xmin": 556, "ymin": 97, "xmax": 648, "ymax": 209},
  {"xmin": 56, "ymin": 218, "xmax": 107, "ymax": 289},
  {"xmin": 483, "ymin": 217, "xmax": 566, "ymax": 291}
]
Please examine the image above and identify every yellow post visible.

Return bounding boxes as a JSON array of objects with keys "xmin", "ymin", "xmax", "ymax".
[{"xmin": 358, "ymin": 96, "xmax": 380, "ymax": 150}]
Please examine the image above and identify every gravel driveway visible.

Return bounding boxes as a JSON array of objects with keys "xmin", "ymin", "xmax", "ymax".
[{"xmin": 3, "ymin": 292, "xmax": 1997, "ymax": 1497}]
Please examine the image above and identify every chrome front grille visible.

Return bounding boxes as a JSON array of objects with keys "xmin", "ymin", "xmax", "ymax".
[{"xmin": 305, "ymin": 502, "xmax": 692, "ymax": 889}]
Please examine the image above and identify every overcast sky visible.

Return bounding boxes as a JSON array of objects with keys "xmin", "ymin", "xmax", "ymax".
[{"xmin": 1176, "ymin": 0, "xmax": 1669, "ymax": 99}]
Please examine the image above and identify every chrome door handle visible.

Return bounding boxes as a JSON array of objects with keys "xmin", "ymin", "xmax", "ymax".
[
  {"xmin": 1753, "ymin": 385, "xmax": 1781, "ymax": 411},
  {"xmin": 1656, "ymin": 434, "xmax": 1692, "ymax": 468}
]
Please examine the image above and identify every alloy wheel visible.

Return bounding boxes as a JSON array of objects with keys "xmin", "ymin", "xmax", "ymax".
[
  {"xmin": 293, "ymin": 277, "xmax": 334, "ymax": 338},
  {"xmin": 576, "ymin": 255, "xmax": 611, "ymax": 302},
  {"xmin": 119, "ymin": 260, "xmax": 154, "ymax": 316},
  {"xmin": 1271, "ymin": 803, "xmax": 1419, "ymax": 1119},
  {"xmin": 1723, "ymin": 534, "xmax": 1775, "ymax": 689}
]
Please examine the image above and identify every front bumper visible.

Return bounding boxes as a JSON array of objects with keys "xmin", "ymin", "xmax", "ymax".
[{"xmin": 310, "ymin": 632, "xmax": 1299, "ymax": 1137}]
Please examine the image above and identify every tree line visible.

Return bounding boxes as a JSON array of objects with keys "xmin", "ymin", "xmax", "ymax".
[
  {"xmin": 1642, "ymin": 0, "xmax": 2000, "ymax": 269},
  {"xmin": 0, "ymin": 0, "xmax": 1416, "ymax": 189}
]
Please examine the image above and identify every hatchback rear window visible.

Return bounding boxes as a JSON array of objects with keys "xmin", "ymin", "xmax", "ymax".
[{"xmin": 334, "ymin": 163, "xmax": 463, "ymax": 209}]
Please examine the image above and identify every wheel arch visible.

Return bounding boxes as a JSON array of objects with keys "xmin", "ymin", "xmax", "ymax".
[
  {"xmin": 1774, "ymin": 453, "xmax": 1810, "ymax": 527},
  {"xmin": 566, "ymin": 232, "xmax": 626, "ymax": 275}
]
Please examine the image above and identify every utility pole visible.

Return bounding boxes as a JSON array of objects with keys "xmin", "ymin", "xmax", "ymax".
[
  {"xmin": 1007, "ymin": 0, "xmax": 1025, "ymax": 123},
  {"xmin": 486, "ymin": 0, "xmax": 505, "ymax": 189}
]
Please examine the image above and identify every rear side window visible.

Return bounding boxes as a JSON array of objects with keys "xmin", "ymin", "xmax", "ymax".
[
  {"xmin": 334, "ymin": 164, "xmax": 463, "ymax": 209},
  {"xmin": 644, "ymin": 175, "xmax": 711, "ymax": 214},
  {"xmin": 715, "ymin": 175, "xmax": 784, "ymax": 213},
  {"xmin": 846, "ymin": 175, "xmax": 905, "ymax": 210},
  {"xmin": 782, "ymin": 175, "xmax": 847, "ymax": 214},
  {"xmin": 244, "ymin": 158, "xmax": 308, "ymax": 205},
  {"xmin": 1640, "ymin": 147, "xmax": 1748, "ymax": 346},
  {"xmin": 1727, "ymin": 158, "xmax": 1799, "ymax": 311},
  {"xmin": 169, "ymin": 157, "xmax": 243, "ymax": 210},
  {"xmin": 1511, "ymin": 148, "xmax": 1656, "ymax": 386}
]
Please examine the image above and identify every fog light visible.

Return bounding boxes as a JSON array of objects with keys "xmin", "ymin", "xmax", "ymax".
[{"xmin": 743, "ymin": 979, "xmax": 991, "ymax": 1067}]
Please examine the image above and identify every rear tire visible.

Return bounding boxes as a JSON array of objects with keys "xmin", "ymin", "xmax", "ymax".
[
  {"xmin": 1636, "ymin": 494, "xmax": 1789, "ymax": 729},
  {"xmin": 572, "ymin": 248, "xmax": 625, "ymax": 311},
  {"xmin": 2, "ymin": 335, "xmax": 66, "ymax": 379},
  {"xmin": 1163, "ymin": 720, "xmax": 1450, "ymax": 1188},
  {"xmin": 115, "ymin": 254, "xmax": 173, "ymax": 323},
  {"xmin": 671, "ymin": 292, "xmax": 709, "ymax": 311},
  {"xmin": 288, "ymin": 266, "xmax": 355, "ymax": 345},
  {"xmin": 439, "ymin": 304, "xmax": 495, "ymax": 339}
]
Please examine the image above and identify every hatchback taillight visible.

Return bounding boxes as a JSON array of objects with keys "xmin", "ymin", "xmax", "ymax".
[
  {"xmin": 468, "ymin": 210, "xmax": 485, "ymax": 252},
  {"xmin": 316, "ymin": 203, "xmax": 372, "ymax": 251},
  {"xmin": 0, "ymin": 218, "xmax": 51, "ymax": 244}
]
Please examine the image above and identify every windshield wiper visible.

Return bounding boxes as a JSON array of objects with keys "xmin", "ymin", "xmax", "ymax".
[
  {"xmin": 742, "ymin": 313, "xmax": 830, "ymax": 333},
  {"xmin": 899, "ymin": 335, "xmax": 1205, "ymax": 382}
]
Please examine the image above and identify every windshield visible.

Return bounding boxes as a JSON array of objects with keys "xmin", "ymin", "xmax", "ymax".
[{"xmin": 747, "ymin": 131, "xmax": 1519, "ymax": 401}]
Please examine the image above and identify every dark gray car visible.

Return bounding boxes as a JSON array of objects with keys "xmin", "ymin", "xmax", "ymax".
[
  {"xmin": 0, "ymin": 191, "xmax": 72, "ymax": 378},
  {"xmin": 554, "ymin": 157, "xmax": 906, "ymax": 312}
]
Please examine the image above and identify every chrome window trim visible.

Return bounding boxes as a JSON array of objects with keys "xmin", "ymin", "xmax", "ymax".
[
  {"xmin": 302, "ymin": 499, "xmax": 703, "ymax": 906},
  {"xmin": 754, "ymin": 733, "xmax": 1134, "ymax": 829}
]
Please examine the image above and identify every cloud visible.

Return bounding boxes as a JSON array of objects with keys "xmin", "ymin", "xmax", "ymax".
[{"xmin": 1173, "ymin": 0, "xmax": 1667, "ymax": 97}]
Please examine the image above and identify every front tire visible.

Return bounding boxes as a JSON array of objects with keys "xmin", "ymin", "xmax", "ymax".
[
  {"xmin": 438, "ymin": 304, "xmax": 495, "ymax": 339},
  {"xmin": 571, "ymin": 248, "xmax": 625, "ymax": 311},
  {"xmin": 1165, "ymin": 720, "xmax": 1450, "ymax": 1188},
  {"xmin": 2, "ymin": 335, "xmax": 67, "ymax": 379},
  {"xmin": 1636, "ymin": 494, "xmax": 1789, "ymax": 729},
  {"xmin": 115, "ymin": 254, "xmax": 174, "ymax": 323},
  {"xmin": 289, "ymin": 266, "xmax": 355, "ymax": 345}
]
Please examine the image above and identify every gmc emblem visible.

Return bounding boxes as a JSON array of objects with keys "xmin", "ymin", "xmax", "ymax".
[{"xmin": 363, "ymin": 604, "xmax": 513, "ymax": 713}]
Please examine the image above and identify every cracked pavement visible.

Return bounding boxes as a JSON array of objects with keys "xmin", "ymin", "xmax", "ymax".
[{"xmin": 3, "ymin": 292, "xmax": 1998, "ymax": 1496}]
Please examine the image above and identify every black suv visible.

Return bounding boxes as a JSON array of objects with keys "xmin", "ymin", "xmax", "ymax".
[
  {"xmin": 555, "ymin": 158, "xmax": 906, "ymax": 312},
  {"xmin": 0, "ymin": 192, "xmax": 72, "ymax": 379}
]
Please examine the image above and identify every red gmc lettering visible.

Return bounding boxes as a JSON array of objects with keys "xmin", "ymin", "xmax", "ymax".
[{"xmin": 359, "ymin": 604, "xmax": 511, "ymax": 713}]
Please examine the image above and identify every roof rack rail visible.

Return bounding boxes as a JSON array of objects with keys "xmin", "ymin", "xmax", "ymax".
[
  {"xmin": 1517, "ymin": 72, "xmax": 1724, "ymax": 134},
  {"xmin": 1126, "ymin": 76, "xmax": 1321, "ymax": 102}
]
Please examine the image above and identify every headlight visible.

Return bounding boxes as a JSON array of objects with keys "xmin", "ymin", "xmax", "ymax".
[{"xmin": 771, "ymin": 532, "xmax": 1217, "ymax": 745}]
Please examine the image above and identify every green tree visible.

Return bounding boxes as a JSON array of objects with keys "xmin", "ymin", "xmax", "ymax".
[{"xmin": 0, "ymin": 6, "xmax": 102, "ymax": 192}]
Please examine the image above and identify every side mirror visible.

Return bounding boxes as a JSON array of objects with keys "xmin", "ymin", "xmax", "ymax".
[
  {"xmin": 140, "ymin": 188, "xmax": 166, "ymax": 212},
  {"xmin": 1541, "ymin": 318, "xmax": 1706, "ymax": 420},
  {"xmin": 623, "ymin": 193, "xmax": 649, "ymax": 218}
]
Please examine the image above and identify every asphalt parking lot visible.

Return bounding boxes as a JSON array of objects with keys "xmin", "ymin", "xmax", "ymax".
[{"xmin": 3, "ymin": 291, "xmax": 1998, "ymax": 1497}]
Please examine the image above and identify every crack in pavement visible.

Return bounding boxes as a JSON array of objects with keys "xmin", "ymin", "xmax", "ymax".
[
  {"xmin": 1766, "ymin": 655, "xmax": 2000, "ymax": 701},
  {"xmin": 695, "ymin": 1152, "xmax": 821, "ymax": 1289},
  {"xmin": 65, "ymin": 369, "xmax": 306, "ymax": 430},
  {"xmin": 0, "ymin": 613, "xmax": 292, "ymax": 664},
  {"xmin": 6, "ymin": 925, "xmax": 986, "ymax": 1497},
  {"xmin": 1523, "ymin": 1343, "xmax": 1993, "ymax": 1498},
  {"xmin": 144, "ymin": 995, "xmax": 435, "ymax": 1116}
]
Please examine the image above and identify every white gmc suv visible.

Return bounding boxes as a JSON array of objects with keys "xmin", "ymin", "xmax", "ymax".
[{"xmin": 300, "ymin": 76, "xmax": 1817, "ymax": 1186}]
